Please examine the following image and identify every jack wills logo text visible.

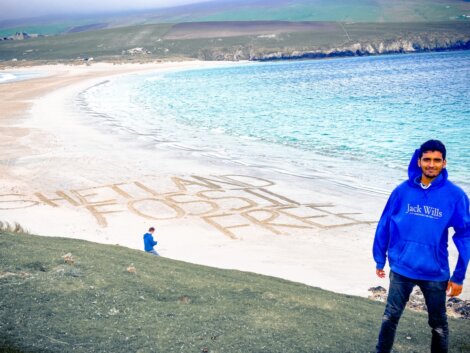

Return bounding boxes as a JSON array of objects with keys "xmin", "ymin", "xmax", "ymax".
[{"xmin": 406, "ymin": 203, "xmax": 443, "ymax": 219}]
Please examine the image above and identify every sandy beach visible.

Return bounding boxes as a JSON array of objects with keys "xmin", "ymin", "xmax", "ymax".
[{"xmin": 1, "ymin": 61, "xmax": 468, "ymax": 300}]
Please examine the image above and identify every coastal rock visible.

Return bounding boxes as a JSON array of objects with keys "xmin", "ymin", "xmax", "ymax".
[
  {"xmin": 447, "ymin": 297, "xmax": 470, "ymax": 320},
  {"xmin": 61, "ymin": 252, "xmax": 75, "ymax": 265},
  {"xmin": 197, "ymin": 46, "xmax": 251, "ymax": 61},
  {"xmin": 248, "ymin": 34, "xmax": 470, "ymax": 61},
  {"xmin": 197, "ymin": 33, "xmax": 470, "ymax": 61},
  {"xmin": 368, "ymin": 286, "xmax": 387, "ymax": 302},
  {"xmin": 368, "ymin": 286, "xmax": 387, "ymax": 295},
  {"xmin": 368, "ymin": 287, "xmax": 470, "ymax": 320}
]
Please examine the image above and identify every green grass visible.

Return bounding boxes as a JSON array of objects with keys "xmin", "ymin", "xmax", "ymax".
[
  {"xmin": 0, "ymin": 23, "xmax": 174, "ymax": 61},
  {"xmin": 94, "ymin": 0, "xmax": 470, "ymax": 23},
  {"xmin": 0, "ymin": 21, "xmax": 469, "ymax": 63},
  {"xmin": 0, "ymin": 0, "xmax": 468, "ymax": 39},
  {"xmin": 1, "ymin": 231, "xmax": 469, "ymax": 353},
  {"xmin": 198, "ymin": 3, "xmax": 383, "ymax": 22}
]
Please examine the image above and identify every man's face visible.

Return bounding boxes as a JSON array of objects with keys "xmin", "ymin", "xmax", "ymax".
[{"xmin": 418, "ymin": 150, "xmax": 446, "ymax": 180}]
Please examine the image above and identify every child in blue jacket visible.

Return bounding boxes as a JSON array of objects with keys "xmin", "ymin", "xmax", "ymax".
[{"xmin": 143, "ymin": 227, "xmax": 159, "ymax": 256}]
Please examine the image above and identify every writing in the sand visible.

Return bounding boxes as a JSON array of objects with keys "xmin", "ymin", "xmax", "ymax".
[{"xmin": 1, "ymin": 175, "xmax": 374, "ymax": 239}]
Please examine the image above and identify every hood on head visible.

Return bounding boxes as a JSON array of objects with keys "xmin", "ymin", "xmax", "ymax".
[{"xmin": 407, "ymin": 148, "xmax": 448, "ymax": 185}]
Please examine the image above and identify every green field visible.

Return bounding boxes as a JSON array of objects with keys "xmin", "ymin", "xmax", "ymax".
[
  {"xmin": 197, "ymin": 3, "xmax": 383, "ymax": 22},
  {"xmin": 195, "ymin": 0, "xmax": 470, "ymax": 23},
  {"xmin": 0, "ymin": 0, "xmax": 468, "ymax": 37},
  {"xmin": 0, "ymin": 21, "xmax": 469, "ymax": 63},
  {"xmin": 0, "ymin": 0, "xmax": 468, "ymax": 63},
  {"xmin": 1, "ymin": 231, "xmax": 469, "ymax": 353}
]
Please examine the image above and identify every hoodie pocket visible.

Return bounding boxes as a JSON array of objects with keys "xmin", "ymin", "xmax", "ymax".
[{"xmin": 397, "ymin": 241, "xmax": 442, "ymax": 275}]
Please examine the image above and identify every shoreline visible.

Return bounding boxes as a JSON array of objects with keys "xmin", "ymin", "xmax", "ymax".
[
  {"xmin": 1, "ymin": 41, "xmax": 469, "ymax": 67},
  {"xmin": 1, "ymin": 61, "xmax": 468, "ymax": 300}
]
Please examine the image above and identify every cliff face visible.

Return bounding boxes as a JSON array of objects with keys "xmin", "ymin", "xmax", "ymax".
[{"xmin": 196, "ymin": 34, "xmax": 470, "ymax": 61}]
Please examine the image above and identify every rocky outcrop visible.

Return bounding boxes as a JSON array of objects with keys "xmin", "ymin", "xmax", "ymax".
[
  {"xmin": 196, "ymin": 34, "xmax": 470, "ymax": 61},
  {"xmin": 252, "ymin": 36, "xmax": 470, "ymax": 61},
  {"xmin": 197, "ymin": 46, "xmax": 251, "ymax": 61},
  {"xmin": 368, "ymin": 286, "xmax": 470, "ymax": 320}
]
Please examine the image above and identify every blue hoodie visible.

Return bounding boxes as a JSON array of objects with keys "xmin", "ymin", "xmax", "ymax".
[
  {"xmin": 373, "ymin": 149, "xmax": 470, "ymax": 284},
  {"xmin": 143, "ymin": 232, "xmax": 157, "ymax": 252}
]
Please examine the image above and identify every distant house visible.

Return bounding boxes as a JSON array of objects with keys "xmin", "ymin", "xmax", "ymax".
[
  {"xmin": 14, "ymin": 32, "xmax": 31, "ymax": 40},
  {"xmin": 0, "ymin": 32, "xmax": 45, "ymax": 41}
]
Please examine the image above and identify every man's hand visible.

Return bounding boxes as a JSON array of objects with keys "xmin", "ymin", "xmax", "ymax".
[
  {"xmin": 376, "ymin": 269, "xmax": 386, "ymax": 278},
  {"xmin": 446, "ymin": 281, "xmax": 463, "ymax": 297}
]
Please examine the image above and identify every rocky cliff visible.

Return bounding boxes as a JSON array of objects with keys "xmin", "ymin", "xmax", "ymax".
[{"xmin": 196, "ymin": 33, "xmax": 470, "ymax": 61}]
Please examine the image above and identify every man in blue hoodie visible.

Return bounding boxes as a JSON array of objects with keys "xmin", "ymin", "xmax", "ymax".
[
  {"xmin": 143, "ymin": 227, "xmax": 159, "ymax": 256},
  {"xmin": 373, "ymin": 140, "xmax": 470, "ymax": 353}
]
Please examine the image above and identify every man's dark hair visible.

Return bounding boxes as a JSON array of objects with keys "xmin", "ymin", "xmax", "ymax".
[
  {"xmin": 419, "ymin": 139, "xmax": 446, "ymax": 160},
  {"xmin": 149, "ymin": 227, "xmax": 155, "ymax": 232}
]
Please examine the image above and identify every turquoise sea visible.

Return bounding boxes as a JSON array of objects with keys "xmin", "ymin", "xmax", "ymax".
[{"xmin": 79, "ymin": 51, "xmax": 470, "ymax": 194}]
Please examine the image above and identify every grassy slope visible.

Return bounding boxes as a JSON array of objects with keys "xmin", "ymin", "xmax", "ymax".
[
  {"xmin": 0, "ymin": 21, "xmax": 469, "ymax": 62},
  {"xmin": 0, "ymin": 0, "xmax": 468, "ymax": 37},
  {"xmin": 194, "ymin": 0, "xmax": 470, "ymax": 22},
  {"xmin": 0, "ymin": 24, "xmax": 174, "ymax": 61},
  {"xmin": 197, "ymin": 2, "xmax": 383, "ymax": 22},
  {"xmin": 0, "ymin": 232, "xmax": 469, "ymax": 353}
]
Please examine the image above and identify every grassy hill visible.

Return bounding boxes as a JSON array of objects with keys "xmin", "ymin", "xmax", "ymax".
[
  {"xmin": 0, "ymin": 0, "xmax": 469, "ymax": 37},
  {"xmin": 0, "ymin": 21, "xmax": 469, "ymax": 63},
  {"xmin": 0, "ymin": 0, "xmax": 468, "ymax": 64},
  {"xmin": 1, "ymin": 231, "xmax": 469, "ymax": 353},
  {"xmin": 188, "ymin": 0, "xmax": 470, "ymax": 23}
]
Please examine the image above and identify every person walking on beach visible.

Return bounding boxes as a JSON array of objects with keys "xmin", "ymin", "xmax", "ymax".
[
  {"xmin": 143, "ymin": 227, "xmax": 160, "ymax": 256},
  {"xmin": 373, "ymin": 139, "xmax": 470, "ymax": 353}
]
